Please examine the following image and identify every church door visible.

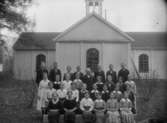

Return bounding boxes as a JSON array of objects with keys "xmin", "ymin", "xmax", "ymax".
[
  {"xmin": 86, "ymin": 48, "xmax": 99, "ymax": 72},
  {"xmin": 36, "ymin": 54, "xmax": 46, "ymax": 70}
]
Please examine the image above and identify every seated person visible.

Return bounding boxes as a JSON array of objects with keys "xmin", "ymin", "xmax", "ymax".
[
  {"xmin": 73, "ymin": 73, "xmax": 84, "ymax": 90},
  {"xmin": 106, "ymin": 92, "xmax": 120, "ymax": 123},
  {"xmin": 62, "ymin": 73, "xmax": 72, "ymax": 90},
  {"xmin": 57, "ymin": 83, "xmax": 67, "ymax": 106},
  {"xmin": 53, "ymin": 74, "xmax": 61, "ymax": 90},
  {"xmin": 79, "ymin": 84, "xmax": 89, "ymax": 100},
  {"xmin": 90, "ymin": 84, "xmax": 99, "ymax": 101},
  {"xmin": 120, "ymin": 92, "xmax": 135, "ymax": 123},
  {"xmin": 101, "ymin": 84, "xmax": 110, "ymax": 102},
  {"xmin": 63, "ymin": 90, "xmax": 77, "ymax": 123},
  {"xmin": 80, "ymin": 92, "xmax": 95, "ymax": 123},
  {"xmin": 48, "ymin": 92, "xmax": 62, "ymax": 123},
  {"xmin": 95, "ymin": 76, "xmax": 104, "ymax": 92},
  {"xmin": 94, "ymin": 93, "xmax": 106, "ymax": 123},
  {"xmin": 105, "ymin": 74, "xmax": 116, "ymax": 92},
  {"xmin": 71, "ymin": 82, "xmax": 79, "ymax": 102}
]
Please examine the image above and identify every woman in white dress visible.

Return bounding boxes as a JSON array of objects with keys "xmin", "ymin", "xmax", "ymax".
[
  {"xmin": 37, "ymin": 71, "xmax": 50, "ymax": 112},
  {"xmin": 106, "ymin": 92, "xmax": 120, "ymax": 123}
]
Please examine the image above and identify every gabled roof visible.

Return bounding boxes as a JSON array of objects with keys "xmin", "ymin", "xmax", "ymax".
[
  {"xmin": 127, "ymin": 32, "xmax": 167, "ymax": 50},
  {"xmin": 13, "ymin": 32, "xmax": 60, "ymax": 51},
  {"xmin": 54, "ymin": 13, "xmax": 134, "ymax": 42}
]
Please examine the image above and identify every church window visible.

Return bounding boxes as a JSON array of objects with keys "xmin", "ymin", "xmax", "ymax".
[
  {"xmin": 95, "ymin": 2, "xmax": 99, "ymax": 6},
  {"xmin": 139, "ymin": 54, "xmax": 149, "ymax": 73},
  {"xmin": 86, "ymin": 48, "xmax": 99, "ymax": 72}
]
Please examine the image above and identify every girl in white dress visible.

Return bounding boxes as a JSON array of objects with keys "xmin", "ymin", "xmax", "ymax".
[
  {"xmin": 37, "ymin": 71, "xmax": 50, "ymax": 111},
  {"xmin": 106, "ymin": 92, "xmax": 120, "ymax": 123}
]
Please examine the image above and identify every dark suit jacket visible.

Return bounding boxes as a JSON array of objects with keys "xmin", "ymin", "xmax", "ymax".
[
  {"xmin": 106, "ymin": 70, "xmax": 117, "ymax": 83},
  {"xmin": 49, "ymin": 68, "xmax": 62, "ymax": 82},
  {"xmin": 82, "ymin": 75, "xmax": 94, "ymax": 91},
  {"xmin": 94, "ymin": 71, "xmax": 105, "ymax": 83},
  {"xmin": 118, "ymin": 68, "xmax": 129, "ymax": 82}
]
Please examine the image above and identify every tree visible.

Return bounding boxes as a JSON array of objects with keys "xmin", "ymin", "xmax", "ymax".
[{"xmin": 0, "ymin": 0, "xmax": 33, "ymax": 34}]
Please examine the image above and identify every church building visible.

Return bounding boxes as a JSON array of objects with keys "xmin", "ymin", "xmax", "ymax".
[{"xmin": 13, "ymin": 0, "xmax": 167, "ymax": 80}]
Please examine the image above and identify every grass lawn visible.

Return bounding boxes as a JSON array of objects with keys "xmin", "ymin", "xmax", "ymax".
[{"xmin": 0, "ymin": 73, "xmax": 167, "ymax": 123}]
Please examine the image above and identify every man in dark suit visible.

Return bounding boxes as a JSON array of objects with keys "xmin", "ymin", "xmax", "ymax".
[
  {"xmin": 82, "ymin": 68, "xmax": 94, "ymax": 91},
  {"xmin": 94, "ymin": 65, "xmax": 105, "ymax": 83},
  {"xmin": 36, "ymin": 62, "xmax": 48, "ymax": 85},
  {"xmin": 118, "ymin": 63, "xmax": 129, "ymax": 83},
  {"xmin": 72, "ymin": 66, "xmax": 83, "ymax": 80},
  {"xmin": 106, "ymin": 64, "xmax": 117, "ymax": 83},
  {"xmin": 49, "ymin": 62, "xmax": 62, "ymax": 82}
]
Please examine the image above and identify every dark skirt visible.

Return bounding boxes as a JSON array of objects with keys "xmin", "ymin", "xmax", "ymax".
[{"xmin": 48, "ymin": 110, "xmax": 60, "ymax": 123}]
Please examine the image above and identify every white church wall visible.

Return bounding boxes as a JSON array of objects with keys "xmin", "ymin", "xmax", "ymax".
[
  {"xmin": 14, "ymin": 50, "xmax": 56, "ymax": 80},
  {"xmin": 132, "ymin": 49, "xmax": 167, "ymax": 79},
  {"xmin": 103, "ymin": 43, "xmax": 129, "ymax": 73}
]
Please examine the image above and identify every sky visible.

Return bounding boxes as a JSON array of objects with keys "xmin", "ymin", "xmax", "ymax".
[{"xmin": 28, "ymin": 0, "xmax": 167, "ymax": 32}]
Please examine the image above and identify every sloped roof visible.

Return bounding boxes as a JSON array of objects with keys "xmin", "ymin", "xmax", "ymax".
[
  {"xmin": 127, "ymin": 32, "xmax": 167, "ymax": 50},
  {"xmin": 54, "ymin": 13, "xmax": 134, "ymax": 42},
  {"xmin": 13, "ymin": 32, "xmax": 60, "ymax": 50}
]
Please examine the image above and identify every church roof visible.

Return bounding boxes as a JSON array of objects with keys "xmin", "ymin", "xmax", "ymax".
[
  {"xmin": 127, "ymin": 32, "xmax": 167, "ymax": 50},
  {"xmin": 13, "ymin": 32, "xmax": 60, "ymax": 51},
  {"xmin": 13, "ymin": 32, "xmax": 167, "ymax": 51}
]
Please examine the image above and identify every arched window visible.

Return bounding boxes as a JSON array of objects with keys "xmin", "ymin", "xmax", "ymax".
[
  {"xmin": 86, "ymin": 48, "xmax": 99, "ymax": 72},
  {"xmin": 139, "ymin": 54, "xmax": 149, "ymax": 73},
  {"xmin": 36, "ymin": 54, "xmax": 46, "ymax": 70}
]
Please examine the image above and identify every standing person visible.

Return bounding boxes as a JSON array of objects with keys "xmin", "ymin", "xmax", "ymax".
[
  {"xmin": 73, "ymin": 73, "xmax": 84, "ymax": 91},
  {"xmin": 49, "ymin": 62, "xmax": 62, "ymax": 82},
  {"xmin": 53, "ymin": 74, "xmax": 61, "ymax": 90},
  {"xmin": 37, "ymin": 71, "xmax": 50, "ymax": 112},
  {"xmin": 36, "ymin": 62, "xmax": 48, "ymax": 86},
  {"xmin": 116, "ymin": 77, "xmax": 126, "ymax": 94},
  {"xmin": 94, "ymin": 93, "xmax": 106, "ymax": 123},
  {"xmin": 125, "ymin": 76, "xmax": 137, "ymax": 114},
  {"xmin": 101, "ymin": 84, "xmax": 110, "ymax": 102},
  {"xmin": 105, "ymin": 74, "xmax": 116, "ymax": 93},
  {"xmin": 63, "ymin": 65, "xmax": 73, "ymax": 80},
  {"xmin": 118, "ymin": 63, "xmax": 129, "ymax": 83},
  {"xmin": 106, "ymin": 92, "xmax": 120, "ymax": 123},
  {"xmin": 82, "ymin": 68, "xmax": 94, "ymax": 91},
  {"xmin": 73, "ymin": 66, "xmax": 84, "ymax": 80},
  {"xmin": 79, "ymin": 84, "xmax": 89, "ymax": 101},
  {"xmin": 63, "ymin": 90, "xmax": 77, "ymax": 123},
  {"xmin": 48, "ymin": 92, "xmax": 62, "ymax": 123},
  {"xmin": 95, "ymin": 76, "xmax": 104, "ymax": 92},
  {"xmin": 94, "ymin": 65, "xmax": 105, "ymax": 83},
  {"xmin": 120, "ymin": 92, "xmax": 135, "ymax": 123},
  {"xmin": 80, "ymin": 92, "xmax": 95, "ymax": 123},
  {"xmin": 62, "ymin": 73, "xmax": 72, "ymax": 90},
  {"xmin": 46, "ymin": 82, "xmax": 56, "ymax": 102},
  {"xmin": 106, "ymin": 64, "xmax": 117, "ymax": 83},
  {"xmin": 71, "ymin": 82, "xmax": 79, "ymax": 102}
]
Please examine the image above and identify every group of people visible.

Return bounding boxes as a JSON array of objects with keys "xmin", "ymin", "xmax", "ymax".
[{"xmin": 36, "ymin": 62, "xmax": 136, "ymax": 123}]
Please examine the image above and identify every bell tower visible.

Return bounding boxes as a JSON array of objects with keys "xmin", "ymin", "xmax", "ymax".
[{"xmin": 85, "ymin": 0, "xmax": 103, "ymax": 16}]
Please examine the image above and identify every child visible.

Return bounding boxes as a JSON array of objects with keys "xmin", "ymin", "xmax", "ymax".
[
  {"xmin": 91, "ymin": 84, "xmax": 99, "ymax": 100},
  {"xmin": 80, "ymin": 92, "xmax": 95, "ymax": 123},
  {"xmin": 112, "ymin": 85, "xmax": 122, "ymax": 102},
  {"xmin": 106, "ymin": 92, "xmax": 120, "ymax": 123},
  {"xmin": 63, "ymin": 73, "xmax": 72, "ymax": 90},
  {"xmin": 37, "ymin": 71, "xmax": 50, "ymax": 112},
  {"xmin": 63, "ymin": 90, "xmax": 77, "ymax": 123},
  {"xmin": 47, "ymin": 82, "xmax": 56, "ymax": 102},
  {"xmin": 57, "ymin": 83, "xmax": 67, "ymax": 108},
  {"xmin": 105, "ymin": 74, "xmax": 116, "ymax": 92},
  {"xmin": 102, "ymin": 84, "xmax": 110, "ymax": 102},
  {"xmin": 48, "ymin": 92, "xmax": 61, "ymax": 123},
  {"xmin": 79, "ymin": 83, "xmax": 89, "ymax": 100},
  {"xmin": 94, "ymin": 93, "xmax": 106, "ymax": 123},
  {"xmin": 95, "ymin": 76, "xmax": 104, "ymax": 92},
  {"xmin": 53, "ymin": 74, "xmax": 61, "ymax": 90},
  {"xmin": 73, "ymin": 73, "xmax": 84, "ymax": 90},
  {"xmin": 71, "ymin": 82, "xmax": 79, "ymax": 102},
  {"xmin": 120, "ymin": 92, "xmax": 135, "ymax": 123}
]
